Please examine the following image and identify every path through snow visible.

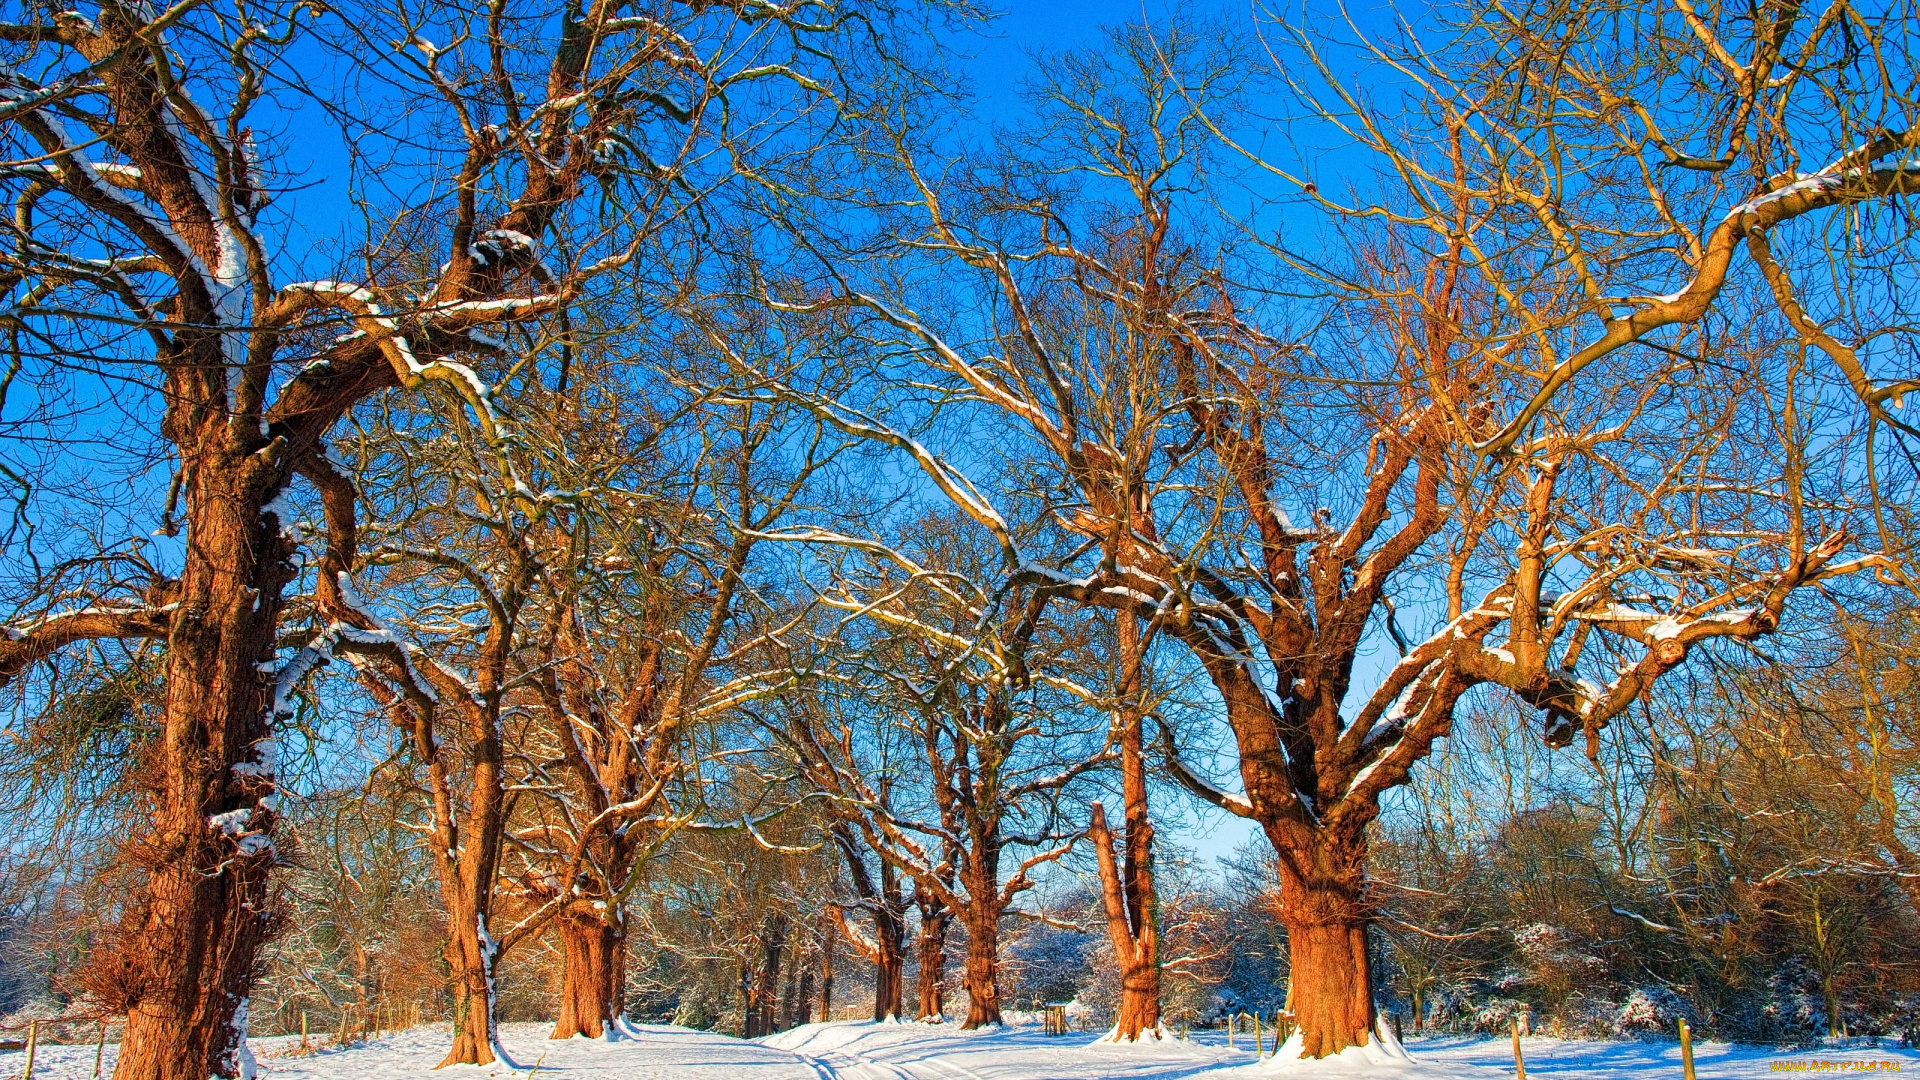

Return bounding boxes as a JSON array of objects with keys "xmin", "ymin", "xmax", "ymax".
[{"xmin": 3, "ymin": 1020, "xmax": 1915, "ymax": 1079}]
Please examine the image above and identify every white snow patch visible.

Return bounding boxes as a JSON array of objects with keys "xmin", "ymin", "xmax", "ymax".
[{"xmin": 4, "ymin": 1018, "xmax": 1915, "ymax": 1080}]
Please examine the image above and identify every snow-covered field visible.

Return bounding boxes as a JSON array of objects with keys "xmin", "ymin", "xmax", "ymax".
[{"xmin": 4, "ymin": 1020, "xmax": 1916, "ymax": 1080}]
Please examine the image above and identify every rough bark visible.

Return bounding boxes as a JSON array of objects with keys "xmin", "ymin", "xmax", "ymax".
[
  {"xmin": 552, "ymin": 908, "xmax": 624, "ymax": 1040},
  {"xmin": 1275, "ymin": 845, "xmax": 1376, "ymax": 1059},
  {"xmin": 960, "ymin": 913, "xmax": 1001, "ymax": 1028},
  {"xmin": 109, "ymin": 446, "xmax": 295, "ymax": 1080},
  {"xmin": 441, "ymin": 908, "xmax": 500, "ymax": 1065},
  {"xmin": 402, "ymin": 664, "xmax": 507, "ymax": 1068},
  {"xmin": 873, "ymin": 929, "xmax": 905, "ymax": 1023},
  {"xmin": 1090, "ymin": 804, "xmax": 1159, "ymax": 1040},
  {"xmin": 912, "ymin": 881, "xmax": 951, "ymax": 1022}
]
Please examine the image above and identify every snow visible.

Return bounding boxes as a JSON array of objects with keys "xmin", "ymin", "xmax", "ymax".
[
  {"xmin": 210, "ymin": 808, "xmax": 253, "ymax": 834},
  {"xmin": 4, "ymin": 1021, "xmax": 1915, "ymax": 1080},
  {"xmin": 1726, "ymin": 172, "xmax": 1848, "ymax": 218},
  {"xmin": 1241, "ymin": 1030, "xmax": 1414, "ymax": 1073}
]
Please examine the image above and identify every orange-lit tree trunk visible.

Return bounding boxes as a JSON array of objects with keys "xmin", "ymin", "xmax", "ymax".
[
  {"xmin": 103, "ymin": 459, "xmax": 294, "ymax": 1080},
  {"xmin": 912, "ymin": 878, "xmax": 951, "ymax": 1022},
  {"xmin": 552, "ymin": 907, "xmax": 625, "ymax": 1039},
  {"xmin": 954, "ymin": 821, "xmax": 1012, "ymax": 1029},
  {"xmin": 425, "ymin": 690, "xmax": 508, "ymax": 1067},
  {"xmin": 535, "ymin": 620, "xmax": 664, "ymax": 1043},
  {"xmin": 1273, "ymin": 838, "xmax": 1375, "ymax": 1057},
  {"xmin": 1090, "ymin": 616, "xmax": 1160, "ymax": 1041},
  {"xmin": 959, "ymin": 910, "xmax": 1001, "ymax": 1028},
  {"xmin": 1089, "ymin": 803, "xmax": 1159, "ymax": 1040}
]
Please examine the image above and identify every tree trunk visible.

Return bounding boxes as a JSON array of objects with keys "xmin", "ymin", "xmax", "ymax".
[
  {"xmin": 1092, "ymin": 617, "xmax": 1161, "ymax": 1042},
  {"xmin": 817, "ymin": 925, "xmax": 835, "ymax": 1020},
  {"xmin": 737, "ymin": 963, "xmax": 753, "ymax": 1036},
  {"xmin": 796, "ymin": 965, "xmax": 815, "ymax": 1027},
  {"xmin": 551, "ymin": 909, "xmax": 624, "ymax": 1040},
  {"xmin": 1280, "ymin": 870, "xmax": 1375, "ymax": 1059},
  {"xmin": 780, "ymin": 934, "xmax": 800, "ymax": 1031},
  {"xmin": 442, "ymin": 907, "xmax": 501, "ymax": 1066},
  {"xmin": 829, "ymin": 822, "xmax": 905, "ymax": 1023},
  {"xmin": 874, "ymin": 937, "xmax": 904, "ymax": 1023},
  {"xmin": 745, "ymin": 914, "xmax": 789, "ymax": 1038},
  {"xmin": 112, "ymin": 458, "xmax": 293, "ymax": 1080},
  {"xmin": 429, "ymin": 736, "xmax": 506, "ymax": 1068},
  {"xmin": 1090, "ymin": 804, "xmax": 1159, "ymax": 1041},
  {"xmin": 913, "ymin": 884, "xmax": 950, "ymax": 1023},
  {"xmin": 960, "ymin": 914, "xmax": 1001, "ymax": 1028}
]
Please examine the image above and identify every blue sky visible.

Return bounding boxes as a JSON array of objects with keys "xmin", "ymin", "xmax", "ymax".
[{"xmin": 959, "ymin": 0, "xmax": 1278, "ymax": 874}]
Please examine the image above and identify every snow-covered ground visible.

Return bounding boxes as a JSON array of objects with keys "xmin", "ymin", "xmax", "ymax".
[{"xmin": 3, "ymin": 1020, "xmax": 1915, "ymax": 1080}]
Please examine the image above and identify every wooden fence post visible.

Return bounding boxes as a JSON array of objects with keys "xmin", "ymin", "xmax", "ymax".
[
  {"xmin": 1679, "ymin": 1018, "xmax": 1696, "ymax": 1080},
  {"xmin": 1512, "ymin": 1017, "xmax": 1525, "ymax": 1080},
  {"xmin": 1254, "ymin": 1011, "xmax": 1263, "ymax": 1055},
  {"xmin": 23, "ymin": 1020, "xmax": 38, "ymax": 1080}
]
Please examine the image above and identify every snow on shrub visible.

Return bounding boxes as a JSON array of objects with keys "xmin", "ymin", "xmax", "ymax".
[
  {"xmin": 1617, "ymin": 985, "xmax": 1696, "ymax": 1036},
  {"xmin": 1878, "ymin": 994, "xmax": 1920, "ymax": 1046},
  {"xmin": 1761, "ymin": 958, "xmax": 1827, "ymax": 1038},
  {"xmin": 1468, "ymin": 996, "xmax": 1534, "ymax": 1034},
  {"xmin": 1556, "ymin": 993, "xmax": 1625, "ymax": 1039},
  {"xmin": 1003, "ymin": 920, "xmax": 1094, "ymax": 1009},
  {"xmin": 1512, "ymin": 923, "xmax": 1607, "ymax": 983}
]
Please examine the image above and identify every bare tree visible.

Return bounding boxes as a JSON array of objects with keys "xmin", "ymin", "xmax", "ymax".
[
  {"xmin": 326, "ymin": 351, "xmax": 842, "ymax": 1057},
  {"xmin": 0, "ymin": 0, "xmax": 955, "ymax": 1069},
  {"xmin": 763, "ymin": 521, "xmax": 1108, "ymax": 1028},
  {"xmin": 511, "ymin": 380, "xmax": 842, "ymax": 1042},
  {"xmin": 826, "ymin": 817, "xmax": 909, "ymax": 1021},
  {"xmin": 0, "ymin": 3, "xmax": 623, "ymax": 1074},
  {"xmin": 748, "ymin": 17, "xmax": 1903, "ymax": 1056}
]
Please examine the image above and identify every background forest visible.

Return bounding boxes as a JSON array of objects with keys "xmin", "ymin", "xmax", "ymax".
[
  {"xmin": 10, "ymin": 609, "xmax": 1920, "ymax": 1046},
  {"xmin": 1, "ymin": 0, "xmax": 1919, "ymax": 1072}
]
